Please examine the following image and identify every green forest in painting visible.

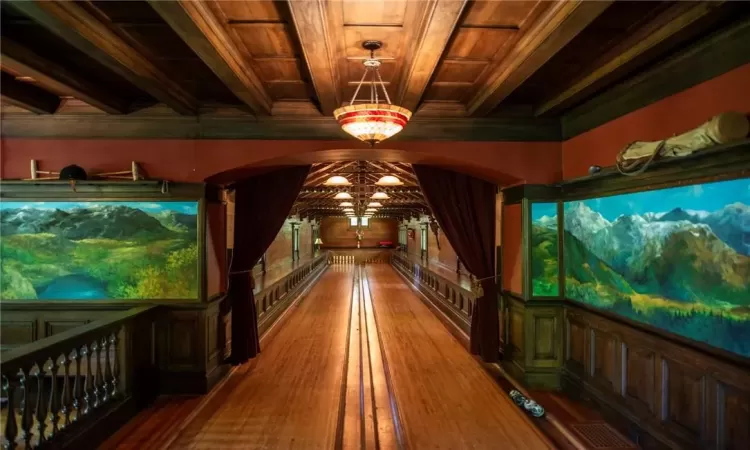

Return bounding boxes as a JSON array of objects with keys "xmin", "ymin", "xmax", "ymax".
[
  {"xmin": 531, "ymin": 202, "xmax": 559, "ymax": 296},
  {"xmin": 563, "ymin": 178, "xmax": 750, "ymax": 358},
  {"xmin": 0, "ymin": 201, "xmax": 199, "ymax": 300}
]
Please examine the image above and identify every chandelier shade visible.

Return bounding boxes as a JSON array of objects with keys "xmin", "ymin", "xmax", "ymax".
[
  {"xmin": 333, "ymin": 104, "xmax": 412, "ymax": 145},
  {"xmin": 371, "ymin": 191, "xmax": 389, "ymax": 200},
  {"xmin": 367, "ymin": 202, "xmax": 383, "ymax": 207},
  {"xmin": 365, "ymin": 208, "xmax": 377, "ymax": 212},
  {"xmin": 333, "ymin": 40, "xmax": 411, "ymax": 146},
  {"xmin": 334, "ymin": 192, "xmax": 353, "ymax": 199},
  {"xmin": 376, "ymin": 175, "xmax": 403, "ymax": 186},
  {"xmin": 324, "ymin": 175, "xmax": 351, "ymax": 186},
  {"xmin": 339, "ymin": 201, "xmax": 353, "ymax": 207},
  {"xmin": 343, "ymin": 208, "xmax": 355, "ymax": 212}
]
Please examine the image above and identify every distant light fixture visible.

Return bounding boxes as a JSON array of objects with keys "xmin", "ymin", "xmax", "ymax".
[
  {"xmin": 376, "ymin": 175, "xmax": 402, "ymax": 186},
  {"xmin": 339, "ymin": 201, "xmax": 354, "ymax": 207},
  {"xmin": 367, "ymin": 202, "xmax": 383, "ymax": 207},
  {"xmin": 365, "ymin": 208, "xmax": 377, "ymax": 212},
  {"xmin": 334, "ymin": 192, "xmax": 353, "ymax": 199},
  {"xmin": 324, "ymin": 175, "xmax": 351, "ymax": 186},
  {"xmin": 343, "ymin": 208, "xmax": 355, "ymax": 212},
  {"xmin": 371, "ymin": 192, "xmax": 389, "ymax": 200}
]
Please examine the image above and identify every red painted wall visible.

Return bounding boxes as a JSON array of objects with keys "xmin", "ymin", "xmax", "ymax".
[
  {"xmin": 562, "ymin": 63, "xmax": 750, "ymax": 180},
  {"xmin": 502, "ymin": 203, "xmax": 523, "ymax": 295},
  {"xmin": 0, "ymin": 139, "xmax": 561, "ymax": 186}
]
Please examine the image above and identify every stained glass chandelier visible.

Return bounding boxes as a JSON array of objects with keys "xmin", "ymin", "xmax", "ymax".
[{"xmin": 333, "ymin": 41, "xmax": 412, "ymax": 146}]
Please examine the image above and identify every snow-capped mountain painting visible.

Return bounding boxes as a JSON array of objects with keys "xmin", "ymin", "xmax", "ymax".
[
  {"xmin": 0, "ymin": 201, "xmax": 199, "ymax": 300},
  {"xmin": 531, "ymin": 202, "xmax": 559, "ymax": 296},
  {"xmin": 562, "ymin": 177, "xmax": 750, "ymax": 358}
]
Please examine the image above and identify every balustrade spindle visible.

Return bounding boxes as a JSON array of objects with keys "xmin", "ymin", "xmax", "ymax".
[
  {"xmin": 20, "ymin": 370, "xmax": 34, "ymax": 448},
  {"xmin": 109, "ymin": 333, "xmax": 120, "ymax": 398},
  {"xmin": 47, "ymin": 357, "xmax": 61, "ymax": 439},
  {"xmin": 34, "ymin": 364, "xmax": 47, "ymax": 445},
  {"xmin": 102, "ymin": 336, "xmax": 112, "ymax": 404},
  {"xmin": 2, "ymin": 374, "xmax": 19, "ymax": 450},
  {"xmin": 82, "ymin": 345, "xmax": 93, "ymax": 416},
  {"xmin": 61, "ymin": 351, "xmax": 74, "ymax": 428},
  {"xmin": 71, "ymin": 348, "xmax": 82, "ymax": 423},
  {"xmin": 92, "ymin": 340, "xmax": 103, "ymax": 408}
]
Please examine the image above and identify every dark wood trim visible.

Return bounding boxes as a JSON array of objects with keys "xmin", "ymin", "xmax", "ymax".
[
  {"xmin": 0, "ymin": 71, "xmax": 61, "ymax": 114},
  {"xmin": 0, "ymin": 113, "xmax": 562, "ymax": 141},
  {"xmin": 502, "ymin": 184, "xmax": 562, "ymax": 205},
  {"xmin": 562, "ymin": 17, "xmax": 750, "ymax": 139},
  {"xmin": 557, "ymin": 139, "xmax": 750, "ymax": 200}
]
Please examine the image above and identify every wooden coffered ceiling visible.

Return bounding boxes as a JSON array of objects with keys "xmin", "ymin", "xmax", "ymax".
[
  {"xmin": 1, "ymin": 0, "xmax": 748, "ymax": 140},
  {"xmin": 293, "ymin": 161, "xmax": 428, "ymax": 220}
]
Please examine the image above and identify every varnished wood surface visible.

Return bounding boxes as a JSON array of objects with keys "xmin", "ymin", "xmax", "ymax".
[{"xmin": 365, "ymin": 265, "xmax": 555, "ymax": 449}]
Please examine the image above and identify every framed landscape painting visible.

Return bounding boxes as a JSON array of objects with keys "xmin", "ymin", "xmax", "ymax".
[
  {"xmin": 563, "ymin": 177, "xmax": 750, "ymax": 358},
  {"xmin": 530, "ymin": 202, "xmax": 559, "ymax": 297},
  {"xmin": 0, "ymin": 201, "xmax": 199, "ymax": 300}
]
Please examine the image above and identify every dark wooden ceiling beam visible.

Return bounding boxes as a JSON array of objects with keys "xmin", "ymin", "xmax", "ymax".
[
  {"xmin": 535, "ymin": 2, "xmax": 727, "ymax": 116},
  {"xmin": 286, "ymin": 0, "xmax": 340, "ymax": 116},
  {"xmin": 8, "ymin": 0, "xmax": 198, "ymax": 115},
  {"xmin": 0, "ymin": 71, "xmax": 60, "ymax": 114},
  {"xmin": 467, "ymin": 0, "xmax": 612, "ymax": 116},
  {"xmin": 1, "ymin": 37, "xmax": 131, "ymax": 114},
  {"xmin": 148, "ymin": 0, "xmax": 272, "ymax": 115},
  {"xmin": 397, "ymin": 0, "xmax": 468, "ymax": 111}
]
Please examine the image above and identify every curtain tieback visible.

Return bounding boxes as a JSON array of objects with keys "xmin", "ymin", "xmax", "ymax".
[{"xmin": 471, "ymin": 275, "xmax": 496, "ymax": 297}]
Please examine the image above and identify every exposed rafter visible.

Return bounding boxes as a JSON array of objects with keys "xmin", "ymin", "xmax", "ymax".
[
  {"xmin": 535, "ymin": 1, "xmax": 726, "ymax": 116},
  {"xmin": 8, "ymin": 0, "xmax": 199, "ymax": 115},
  {"xmin": 286, "ymin": 0, "xmax": 340, "ymax": 116},
  {"xmin": 397, "ymin": 0, "xmax": 468, "ymax": 111},
  {"xmin": 1, "ymin": 37, "xmax": 132, "ymax": 114},
  {"xmin": 467, "ymin": 0, "xmax": 612, "ymax": 116},
  {"xmin": 148, "ymin": 0, "xmax": 273, "ymax": 115},
  {"xmin": 0, "ymin": 71, "xmax": 60, "ymax": 114}
]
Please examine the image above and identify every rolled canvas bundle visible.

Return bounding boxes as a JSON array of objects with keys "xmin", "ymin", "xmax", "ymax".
[{"xmin": 616, "ymin": 111, "xmax": 749, "ymax": 175}]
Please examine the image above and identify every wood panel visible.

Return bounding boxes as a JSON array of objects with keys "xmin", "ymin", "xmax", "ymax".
[
  {"xmin": 320, "ymin": 217, "xmax": 398, "ymax": 248},
  {"xmin": 563, "ymin": 303, "xmax": 750, "ymax": 449}
]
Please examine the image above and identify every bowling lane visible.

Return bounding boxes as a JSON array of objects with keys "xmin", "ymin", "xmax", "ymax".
[
  {"xmin": 365, "ymin": 265, "xmax": 555, "ymax": 449},
  {"xmin": 165, "ymin": 265, "xmax": 354, "ymax": 449}
]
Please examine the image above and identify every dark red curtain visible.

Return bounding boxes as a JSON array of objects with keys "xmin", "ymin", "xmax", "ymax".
[
  {"xmin": 412, "ymin": 165, "xmax": 499, "ymax": 362},
  {"xmin": 229, "ymin": 165, "xmax": 311, "ymax": 364}
]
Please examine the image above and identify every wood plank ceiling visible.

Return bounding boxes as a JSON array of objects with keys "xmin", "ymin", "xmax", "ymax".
[
  {"xmin": 294, "ymin": 161, "xmax": 428, "ymax": 220},
  {"xmin": 2, "ymin": 0, "xmax": 745, "ymax": 120}
]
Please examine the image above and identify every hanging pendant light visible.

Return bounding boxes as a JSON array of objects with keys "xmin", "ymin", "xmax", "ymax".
[
  {"xmin": 367, "ymin": 202, "xmax": 383, "ymax": 207},
  {"xmin": 376, "ymin": 175, "xmax": 402, "ymax": 186},
  {"xmin": 365, "ymin": 208, "xmax": 377, "ymax": 212},
  {"xmin": 343, "ymin": 208, "xmax": 355, "ymax": 212},
  {"xmin": 333, "ymin": 41, "xmax": 411, "ymax": 146},
  {"xmin": 334, "ymin": 192, "xmax": 353, "ymax": 200},
  {"xmin": 339, "ymin": 201, "xmax": 354, "ymax": 207},
  {"xmin": 324, "ymin": 175, "xmax": 351, "ymax": 186},
  {"xmin": 371, "ymin": 191, "xmax": 389, "ymax": 200}
]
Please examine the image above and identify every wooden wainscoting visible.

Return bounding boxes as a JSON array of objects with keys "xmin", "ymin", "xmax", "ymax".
[
  {"xmin": 563, "ymin": 303, "xmax": 750, "ymax": 450},
  {"xmin": 502, "ymin": 294, "xmax": 564, "ymax": 390}
]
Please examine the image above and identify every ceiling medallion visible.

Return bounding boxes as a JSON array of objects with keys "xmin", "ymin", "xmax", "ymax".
[{"xmin": 333, "ymin": 40, "xmax": 412, "ymax": 146}]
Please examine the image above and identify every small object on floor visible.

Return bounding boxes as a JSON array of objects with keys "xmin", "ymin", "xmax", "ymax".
[
  {"xmin": 508, "ymin": 390, "xmax": 545, "ymax": 418},
  {"xmin": 588, "ymin": 165, "xmax": 602, "ymax": 175}
]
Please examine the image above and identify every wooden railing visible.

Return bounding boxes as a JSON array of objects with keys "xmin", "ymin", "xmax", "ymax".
[
  {"xmin": 326, "ymin": 249, "xmax": 391, "ymax": 264},
  {"xmin": 1, "ymin": 306, "xmax": 159, "ymax": 449},
  {"xmin": 390, "ymin": 251, "xmax": 475, "ymax": 334}
]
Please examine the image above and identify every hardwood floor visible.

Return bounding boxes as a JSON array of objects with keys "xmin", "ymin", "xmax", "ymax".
[
  {"xmin": 365, "ymin": 265, "xmax": 555, "ymax": 449},
  {"xmin": 103, "ymin": 264, "xmax": 555, "ymax": 449}
]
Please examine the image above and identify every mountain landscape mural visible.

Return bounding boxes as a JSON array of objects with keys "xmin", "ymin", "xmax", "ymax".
[
  {"xmin": 531, "ymin": 202, "xmax": 559, "ymax": 296},
  {"xmin": 0, "ymin": 201, "xmax": 199, "ymax": 300},
  {"xmin": 562, "ymin": 178, "xmax": 750, "ymax": 357}
]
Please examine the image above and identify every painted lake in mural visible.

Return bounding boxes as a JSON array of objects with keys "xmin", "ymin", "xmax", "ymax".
[
  {"xmin": 0, "ymin": 201, "xmax": 199, "ymax": 300},
  {"xmin": 531, "ymin": 202, "xmax": 559, "ymax": 296},
  {"xmin": 563, "ymin": 177, "xmax": 750, "ymax": 357}
]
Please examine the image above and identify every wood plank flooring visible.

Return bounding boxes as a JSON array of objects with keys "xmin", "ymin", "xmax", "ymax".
[
  {"xmin": 103, "ymin": 264, "xmax": 555, "ymax": 449},
  {"xmin": 365, "ymin": 265, "xmax": 555, "ymax": 449}
]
